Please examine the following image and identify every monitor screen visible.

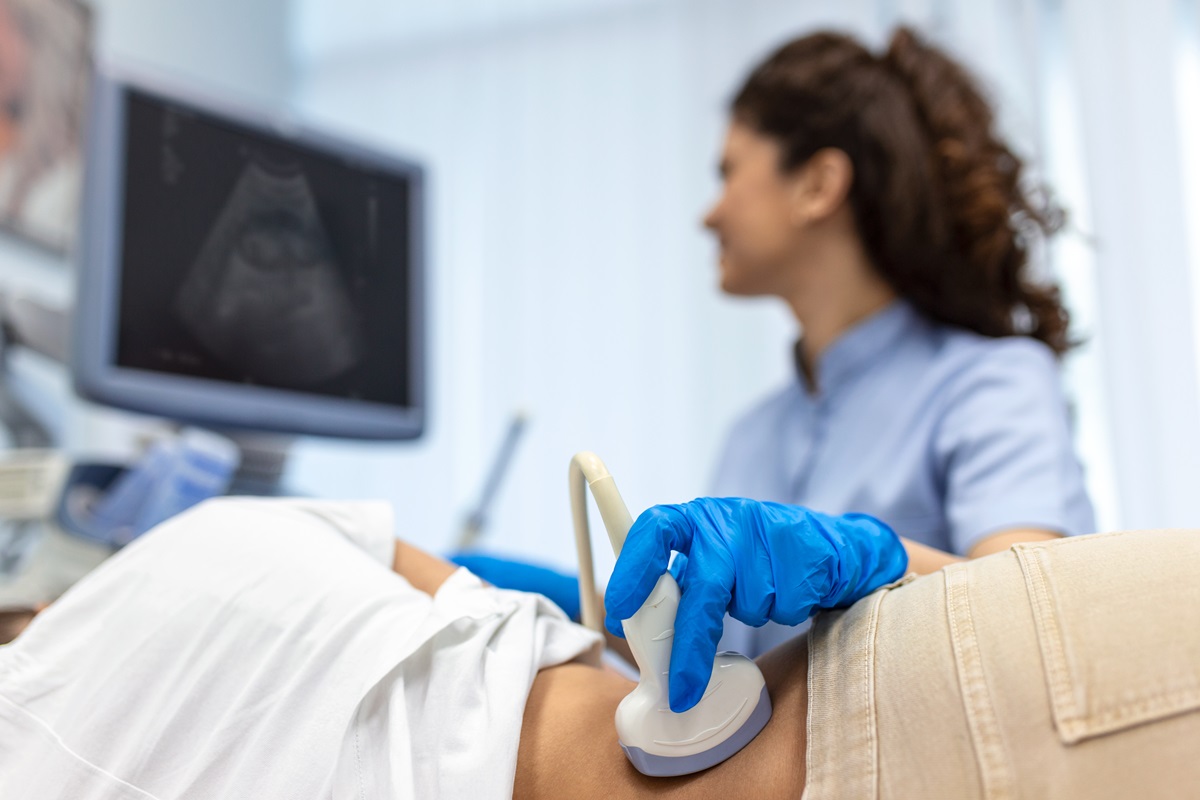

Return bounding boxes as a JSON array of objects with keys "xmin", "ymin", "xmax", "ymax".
[{"xmin": 73, "ymin": 69, "xmax": 425, "ymax": 439}]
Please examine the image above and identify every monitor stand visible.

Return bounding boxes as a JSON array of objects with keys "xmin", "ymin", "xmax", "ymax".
[{"xmin": 218, "ymin": 430, "xmax": 296, "ymax": 497}]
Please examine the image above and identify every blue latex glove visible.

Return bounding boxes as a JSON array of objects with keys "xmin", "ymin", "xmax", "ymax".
[
  {"xmin": 604, "ymin": 498, "xmax": 908, "ymax": 712},
  {"xmin": 448, "ymin": 551, "xmax": 582, "ymax": 622}
]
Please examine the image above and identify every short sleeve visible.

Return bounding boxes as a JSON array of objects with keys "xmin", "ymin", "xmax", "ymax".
[{"xmin": 933, "ymin": 339, "xmax": 1095, "ymax": 554}]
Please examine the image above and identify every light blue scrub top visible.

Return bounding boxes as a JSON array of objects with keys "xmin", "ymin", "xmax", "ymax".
[{"xmin": 714, "ymin": 300, "xmax": 1095, "ymax": 655}]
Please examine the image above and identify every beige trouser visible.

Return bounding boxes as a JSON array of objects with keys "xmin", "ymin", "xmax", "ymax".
[{"xmin": 803, "ymin": 530, "xmax": 1200, "ymax": 799}]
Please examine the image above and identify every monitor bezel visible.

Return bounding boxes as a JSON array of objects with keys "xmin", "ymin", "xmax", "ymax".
[{"xmin": 72, "ymin": 66, "xmax": 427, "ymax": 440}]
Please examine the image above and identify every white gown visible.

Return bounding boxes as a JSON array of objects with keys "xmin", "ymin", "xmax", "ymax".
[{"xmin": 0, "ymin": 498, "xmax": 601, "ymax": 799}]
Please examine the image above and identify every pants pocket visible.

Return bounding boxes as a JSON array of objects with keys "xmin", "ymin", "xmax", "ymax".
[{"xmin": 1015, "ymin": 530, "xmax": 1200, "ymax": 744}]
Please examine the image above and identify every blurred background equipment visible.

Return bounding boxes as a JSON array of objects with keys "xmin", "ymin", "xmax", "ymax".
[
  {"xmin": 0, "ymin": 0, "xmax": 90, "ymax": 253},
  {"xmin": 456, "ymin": 410, "xmax": 528, "ymax": 550}
]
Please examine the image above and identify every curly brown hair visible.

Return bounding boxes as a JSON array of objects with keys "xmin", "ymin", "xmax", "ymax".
[{"xmin": 731, "ymin": 26, "xmax": 1075, "ymax": 355}]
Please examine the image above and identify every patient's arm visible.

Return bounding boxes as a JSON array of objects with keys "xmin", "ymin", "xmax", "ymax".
[{"xmin": 391, "ymin": 539, "xmax": 458, "ymax": 594}]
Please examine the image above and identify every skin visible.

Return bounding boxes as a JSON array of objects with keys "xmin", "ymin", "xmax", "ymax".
[
  {"xmin": 702, "ymin": 121, "xmax": 894, "ymax": 365},
  {"xmin": 701, "ymin": 120, "xmax": 1063, "ymax": 564}
]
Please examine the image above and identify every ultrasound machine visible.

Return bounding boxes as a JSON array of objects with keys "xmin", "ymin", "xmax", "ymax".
[{"xmin": 0, "ymin": 63, "xmax": 426, "ymax": 566}]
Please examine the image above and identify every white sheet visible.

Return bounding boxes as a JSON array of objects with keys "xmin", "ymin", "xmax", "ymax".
[{"xmin": 0, "ymin": 497, "xmax": 601, "ymax": 799}]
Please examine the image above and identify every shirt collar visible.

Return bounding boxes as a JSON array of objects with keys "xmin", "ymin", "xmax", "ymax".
[{"xmin": 793, "ymin": 300, "xmax": 923, "ymax": 397}]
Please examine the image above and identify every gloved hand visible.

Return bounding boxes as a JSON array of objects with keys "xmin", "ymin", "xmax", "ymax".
[
  {"xmin": 604, "ymin": 498, "xmax": 908, "ymax": 712},
  {"xmin": 448, "ymin": 551, "xmax": 582, "ymax": 622}
]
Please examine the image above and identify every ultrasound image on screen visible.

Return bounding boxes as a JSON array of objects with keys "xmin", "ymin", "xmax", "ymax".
[
  {"xmin": 175, "ymin": 159, "xmax": 365, "ymax": 385},
  {"xmin": 116, "ymin": 90, "xmax": 412, "ymax": 406}
]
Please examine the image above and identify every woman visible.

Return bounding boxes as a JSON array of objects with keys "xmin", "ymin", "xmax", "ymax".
[
  {"xmin": 455, "ymin": 26, "xmax": 1094, "ymax": 633},
  {"xmin": 703, "ymin": 26, "xmax": 1095, "ymax": 655}
]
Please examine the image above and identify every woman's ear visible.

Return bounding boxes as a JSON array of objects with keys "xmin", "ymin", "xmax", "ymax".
[{"xmin": 789, "ymin": 148, "xmax": 854, "ymax": 225}]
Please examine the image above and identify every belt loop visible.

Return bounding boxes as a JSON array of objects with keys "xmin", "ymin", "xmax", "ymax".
[{"xmin": 945, "ymin": 563, "xmax": 1016, "ymax": 799}]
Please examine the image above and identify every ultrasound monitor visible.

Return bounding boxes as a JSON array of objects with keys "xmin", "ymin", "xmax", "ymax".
[{"xmin": 72, "ymin": 67, "xmax": 426, "ymax": 440}]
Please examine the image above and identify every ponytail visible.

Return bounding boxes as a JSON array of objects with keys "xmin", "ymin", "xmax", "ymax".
[{"xmin": 732, "ymin": 26, "xmax": 1075, "ymax": 355}]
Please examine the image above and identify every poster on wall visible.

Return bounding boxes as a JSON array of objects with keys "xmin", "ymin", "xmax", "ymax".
[{"xmin": 0, "ymin": 0, "xmax": 91, "ymax": 254}]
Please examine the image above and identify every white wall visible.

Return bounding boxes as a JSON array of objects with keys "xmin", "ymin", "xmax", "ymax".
[
  {"xmin": 90, "ymin": 0, "xmax": 292, "ymax": 106},
  {"xmin": 1055, "ymin": 0, "xmax": 1200, "ymax": 529}
]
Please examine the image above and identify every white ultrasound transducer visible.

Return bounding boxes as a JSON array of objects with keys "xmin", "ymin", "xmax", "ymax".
[{"xmin": 569, "ymin": 451, "xmax": 772, "ymax": 777}]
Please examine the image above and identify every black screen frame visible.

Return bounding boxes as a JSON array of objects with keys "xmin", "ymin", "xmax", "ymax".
[{"xmin": 72, "ymin": 67, "xmax": 427, "ymax": 440}]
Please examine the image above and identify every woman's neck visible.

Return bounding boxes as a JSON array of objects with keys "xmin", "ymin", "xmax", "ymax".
[{"xmin": 784, "ymin": 235, "xmax": 897, "ymax": 379}]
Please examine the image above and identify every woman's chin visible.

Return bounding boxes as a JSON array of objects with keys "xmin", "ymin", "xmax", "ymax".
[
  {"xmin": 719, "ymin": 272, "xmax": 762, "ymax": 297},
  {"xmin": 718, "ymin": 268, "xmax": 742, "ymax": 295},
  {"xmin": 717, "ymin": 258, "xmax": 777, "ymax": 297}
]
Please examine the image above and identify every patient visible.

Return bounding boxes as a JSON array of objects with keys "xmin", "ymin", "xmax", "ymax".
[
  {"xmin": 0, "ymin": 497, "xmax": 802, "ymax": 799},
  {"xmin": 1, "ymin": 498, "xmax": 1198, "ymax": 799}
]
